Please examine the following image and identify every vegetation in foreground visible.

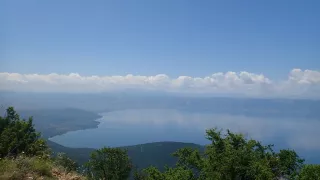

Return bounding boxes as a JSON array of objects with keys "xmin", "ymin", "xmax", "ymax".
[
  {"xmin": 0, "ymin": 107, "xmax": 84, "ymax": 179},
  {"xmin": 0, "ymin": 155, "xmax": 84, "ymax": 180},
  {"xmin": 1, "ymin": 107, "xmax": 320, "ymax": 180}
]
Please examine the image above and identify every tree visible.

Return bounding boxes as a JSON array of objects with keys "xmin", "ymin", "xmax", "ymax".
[
  {"xmin": 85, "ymin": 147, "xmax": 132, "ymax": 180},
  {"xmin": 0, "ymin": 107, "xmax": 49, "ymax": 158},
  {"xmin": 277, "ymin": 149, "xmax": 304, "ymax": 179},
  {"xmin": 298, "ymin": 164, "xmax": 320, "ymax": 180},
  {"xmin": 134, "ymin": 166, "xmax": 196, "ymax": 180},
  {"xmin": 135, "ymin": 128, "xmax": 305, "ymax": 180}
]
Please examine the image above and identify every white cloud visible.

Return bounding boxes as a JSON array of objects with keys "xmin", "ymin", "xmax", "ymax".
[
  {"xmin": 289, "ymin": 69, "xmax": 320, "ymax": 84},
  {"xmin": 0, "ymin": 69, "xmax": 319, "ymax": 98}
]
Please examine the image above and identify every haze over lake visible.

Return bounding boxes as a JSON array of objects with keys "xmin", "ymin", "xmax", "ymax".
[{"xmin": 50, "ymin": 108, "xmax": 320, "ymax": 163}]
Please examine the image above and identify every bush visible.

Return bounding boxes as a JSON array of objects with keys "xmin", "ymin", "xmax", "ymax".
[
  {"xmin": 32, "ymin": 158, "xmax": 53, "ymax": 177},
  {"xmin": 0, "ymin": 158, "xmax": 24, "ymax": 180},
  {"xmin": 85, "ymin": 147, "xmax": 132, "ymax": 180},
  {"xmin": 0, "ymin": 107, "xmax": 50, "ymax": 158},
  {"xmin": 298, "ymin": 164, "xmax": 320, "ymax": 180},
  {"xmin": 134, "ymin": 128, "xmax": 305, "ymax": 180},
  {"xmin": 0, "ymin": 156, "xmax": 53, "ymax": 179},
  {"xmin": 0, "ymin": 107, "xmax": 84, "ymax": 180},
  {"xmin": 54, "ymin": 152, "xmax": 78, "ymax": 174}
]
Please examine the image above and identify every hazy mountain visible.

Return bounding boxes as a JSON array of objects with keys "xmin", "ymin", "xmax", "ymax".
[{"xmin": 1, "ymin": 92, "xmax": 320, "ymax": 119}]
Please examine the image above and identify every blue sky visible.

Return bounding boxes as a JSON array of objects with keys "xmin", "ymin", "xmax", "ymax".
[{"xmin": 1, "ymin": 0, "xmax": 319, "ymax": 79}]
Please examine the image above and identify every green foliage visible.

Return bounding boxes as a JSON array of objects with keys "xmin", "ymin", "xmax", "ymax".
[
  {"xmin": 0, "ymin": 156, "xmax": 53, "ymax": 179},
  {"xmin": 0, "ymin": 155, "xmax": 86, "ymax": 180},
  {"xmin": 277, "ymin": 149, "xmax": 305, "ymax": 179},
  {"xmin": 54, "ymin": 152, "xmax": 78, "ymax": 174},
  {"xmin": 28, "ymin": 157, "xmax": 53, "ymax": 177},
  {"xmin": 134, "ymin": 166, "xmax": 192, "ymax": 180},
  {"xmin": 0, "ymin": 107, "xmax": 49, "ymax": 158},
  {"xmin": 298, "ymin": 164, "xmax": 320, "ymax": 180},
  {"xmin": 134, "ymin": 166, "xmax": 196, "ymax": 180},
  {"xmin": 0, "ymin": 107, "xmax": 84, "ymax": 179},
  {"xmin": 135, "ymin": 128, "xmax": 305, "ymax": 180},
  {"xmin": 85, "ymin": 147, "xmax": 132, "ymax": 180}
]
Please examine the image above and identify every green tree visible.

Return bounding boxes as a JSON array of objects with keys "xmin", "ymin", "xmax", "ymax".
[
  {"xmin": 85, "ymin": 147, "xmax": 132, "ymax": 180},
  {"xmin": 135, "ymin": 128, "xmax": 305, "ymax": 180},
  {"xmin": 0, "ymin": 107, "xmax": 49, "ymax": 158},
  {"xmin": 134, "ymin": 166, "xmax": 196, "ymax": 180},
  {"xmin": 276, "ymin": 149, "xmax": 304, "ymax": 179},
  {"xmin": 298, "ymin": 164, "xmax": 320, "ymax": 180}
]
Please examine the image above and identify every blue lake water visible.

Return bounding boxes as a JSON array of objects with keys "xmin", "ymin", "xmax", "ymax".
[{"xmin": 50, "ymin": 109, "xmax": 320, "ymax": 163}]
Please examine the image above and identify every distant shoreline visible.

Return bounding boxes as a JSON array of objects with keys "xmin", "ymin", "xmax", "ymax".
[
  {"xmin": 47, "ymin": 114, "xmax": 104, "ymax": 140},
  {"xmin": 17, "ymin": 108, "xmax": 104, "ymax": 139}
]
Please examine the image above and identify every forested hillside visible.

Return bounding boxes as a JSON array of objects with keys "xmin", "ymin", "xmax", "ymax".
[{"xmin": 49, "ymin": 140, "xmax": 204, "ymax": 171}]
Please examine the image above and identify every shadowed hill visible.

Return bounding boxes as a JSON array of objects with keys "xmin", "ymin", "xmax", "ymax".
[
  {"xmin": 123, "ymin": 141, "xmax": 204, "ymax": 171},
  {"xmin": 48, "ymin": 140, "xmax": 204, "ymax": 171}
]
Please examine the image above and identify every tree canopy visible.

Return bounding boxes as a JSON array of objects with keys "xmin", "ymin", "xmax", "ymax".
[
  {"xmin": 85, "ymin": 147, "xmax": 132, "ymax": 180},
  {"xmin": 298, "ymin": 164, "xmax": 320, "ymax": 180},
  {"xmin": 0, "ymin": 107, "xmax": 49, "ymax": 158},
  {"xmin": 134, "ymin": 128, "xmax": 307, "ymax": 180}
]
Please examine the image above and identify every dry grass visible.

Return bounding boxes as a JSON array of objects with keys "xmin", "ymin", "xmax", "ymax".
[
  {"xmin": 0, "ymin": 156, "xmax": 86, "ymax": 180},
  {"xmin": 51, "ymin": 168, "xmax": 85, "ymax": 180}
]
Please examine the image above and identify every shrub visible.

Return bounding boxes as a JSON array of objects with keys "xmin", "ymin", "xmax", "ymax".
[
  {"xmin": 298, "ymin": 164, "xmax": 320, "ymax": 180},
  {"xmin": 134, "ymin": 128, "xmax": 305, "ymax": 180},
  {"xmin": 0, "ymin": 158, "xmax": 24, "ymax": 180},
  {"xmin": 54, "ymin": 152, "xmax": 78, "ymax": 174},
  {"xmin": 32, "ymin": 158, "xmax": 53, "ymax": 177},
  {"xmin": 85, "ymin": 147, "xmax": 132, "ymax": 180},
  {"xmin": 0, "ymin": 156, "xmax": 53, "ymax": 179},
  {"xmin": 0, "ymin": 107, "xmax": 50, "ymax": 158}
]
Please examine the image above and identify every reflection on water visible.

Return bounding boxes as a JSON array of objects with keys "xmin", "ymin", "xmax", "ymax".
[{"xmin": 50, "ymin": 109, "xmax": 320, "ymax": 163}]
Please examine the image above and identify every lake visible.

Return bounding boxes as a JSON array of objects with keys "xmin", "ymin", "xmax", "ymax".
[{"xmin": 50, "ymin": 108, "xmax": 320, "ymax": 163}]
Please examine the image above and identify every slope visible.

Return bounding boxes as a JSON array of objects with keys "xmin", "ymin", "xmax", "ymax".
[{"xmin": 48, "ymin": 140, "xmax": 204, "ymax": 171}]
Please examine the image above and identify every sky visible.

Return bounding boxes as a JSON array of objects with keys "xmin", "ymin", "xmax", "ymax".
[{"xmin": 1, "ymin": 0, "xmax": 320, "ymax": 97}]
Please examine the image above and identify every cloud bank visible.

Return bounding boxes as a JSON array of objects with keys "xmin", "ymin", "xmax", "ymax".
[{"xmin": 0, "ymin": 69, "xmax": 319, "ymax": 98}]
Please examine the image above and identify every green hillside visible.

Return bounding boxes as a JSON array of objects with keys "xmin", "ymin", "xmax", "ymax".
[
  {"xmin": 47, "ymin": 140, "xmax": 94, "ymax": 165},
  {"xmin": 124, "ymin": 142, "xmax": 203, "ymax": 171},
  {"xmin": 48, "ymin": 140, "xmax": 203, "ymax": 171}
]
